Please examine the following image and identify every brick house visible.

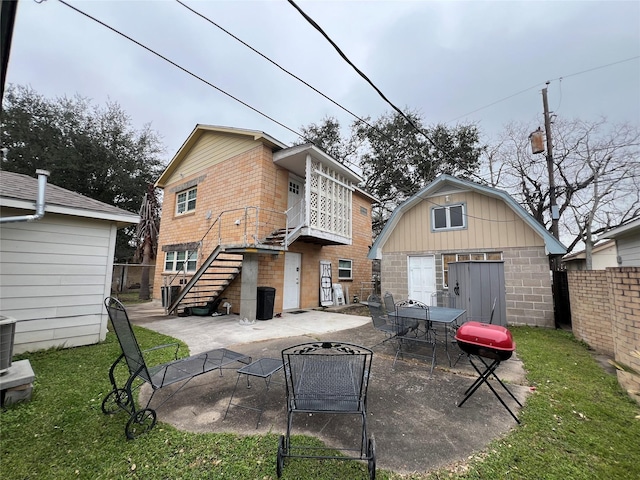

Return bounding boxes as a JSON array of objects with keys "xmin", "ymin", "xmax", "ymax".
[
  {"xmin": 368, "ymin": 175, "xmax": 567, "ymax": 327},
  {"xmin": 152, "ymin": 125, "xmax": 376, "ymax": 320}
]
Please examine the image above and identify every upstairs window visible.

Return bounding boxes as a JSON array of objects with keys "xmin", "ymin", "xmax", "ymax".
[
  {"xmin": 432, "ymin": 204, "xmax": 465, "ymax": 231},
  {"xmin": 176, "ymin": 187, "xmax": 197, "ymax": 214},
  {"xmin": 338, "ymin": 259, "xmax": 353, "ymax": 280},
  {"xmin": 164, "ymin": 250, "xmax": 197, "ymax": 273}
]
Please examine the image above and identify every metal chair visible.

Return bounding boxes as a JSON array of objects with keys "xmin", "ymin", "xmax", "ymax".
[
  {"xmin": 384, "ymin": 292, "xmax": 419, "ymax": 333},
  {"xmin": 392, "ymin": 300, "xmax": 437, "ymax": 373},
  {"xmin": 277, "ymin": 341, "xmax": 376, "ymax": 479},
  {"xmin": 102, "ymin": 297, "xmax": 251, "ymax": 439},
  {"xmin": 367, "ymin": 294, "xmax": 400, "ymax": 347}
]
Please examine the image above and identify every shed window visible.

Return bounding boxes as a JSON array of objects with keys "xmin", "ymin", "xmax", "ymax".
[
  {"xmin": 176, "ymin": 187, "xmax": 197, "ymax": 214},
  {"xmin": 432, "ymin": 204, "xmax": 465, "ymax": 230},
  {"xmin": 338, "ymin": 259, "xmax": 353, "ymax": 280}
]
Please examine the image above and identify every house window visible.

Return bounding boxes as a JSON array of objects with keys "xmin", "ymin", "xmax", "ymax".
[
  {"xmin": 164, "ymin": 250, "xmax": 198, "ymax": 273},
  {"xmin": 360, "ymin": 206, "xmax": 368, "ymax": 216},
  {"xmin": 176, "ymin": 187, "xmax": 197, "ymax": 214},
  {"xmin": 442, "ymin": 252, "xmax": 502, "ymax": 288},
  {"xmin": 338, "ymin": 259, "xmax": 353, "ymax": 280},
  {"xmin": 289, "ymin": 181, "xmax": 299, "ymax": 195},
  {"xmin": 432, "ymin": 204, "xmax": 465, "ymax": 230}
]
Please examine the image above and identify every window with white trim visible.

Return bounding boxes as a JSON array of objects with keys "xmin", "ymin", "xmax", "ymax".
[
  {"xmin": 432, "ymin": 204, "xmax": 465, "ymax": 230},
  {"xmin": 176, "ymin": 187, "xmax": 197, "ymax": 214},
  {"xmin": 442, "ymin": 252, "xmax": 502, "ymax": 288},
  {"xmin": 164, "ymin": 250, "xmax": 198, "ymax": 273},
  {"xmin": 338, "ymin": 259, "xmax": 353, "ymax": 280}
]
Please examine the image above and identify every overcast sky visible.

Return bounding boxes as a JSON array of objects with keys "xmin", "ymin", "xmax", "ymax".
[{"xmin": 5, "ymin": 0, "xmax": 640, "ymax": 160}]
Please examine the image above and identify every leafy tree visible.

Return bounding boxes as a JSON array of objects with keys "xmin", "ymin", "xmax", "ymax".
[
  {"xmin": 487, "ymin": 118, "xmax": 640, "ymax": 257},
  {"xmin": 297, "ymin": 112, "xmax": 484, "ymax": 235},
  {"xmin": 1, "ymin": 85, "xmax": 166, "ymax": 260}
]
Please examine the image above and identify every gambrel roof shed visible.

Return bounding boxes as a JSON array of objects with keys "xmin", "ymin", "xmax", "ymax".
[{"xmin": 368, "ymin": 174, "xmax": 567, "ymax": 259}]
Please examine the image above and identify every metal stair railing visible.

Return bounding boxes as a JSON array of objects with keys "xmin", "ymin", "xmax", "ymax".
[{"xmin": 164, "ymin": 207, "xmax": 288, "ymax": 314}]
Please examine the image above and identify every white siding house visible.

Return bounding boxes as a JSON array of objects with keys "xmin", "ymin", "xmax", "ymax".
[
  {"xmin": 0, "ymin": 171, "xmax": 139, "ymax": 354},
  {"xmin": 601, "ymin": 217, "xmax": 640, "ymax": 267}
]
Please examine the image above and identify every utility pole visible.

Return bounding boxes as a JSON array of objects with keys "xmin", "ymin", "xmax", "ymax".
[{"xmin": 542, "ymin": 82, "xmax": 560, "ymax": 240}]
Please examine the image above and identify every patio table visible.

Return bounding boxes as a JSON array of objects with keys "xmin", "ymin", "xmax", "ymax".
[{"xmin": 390, "ymin": 305, "xmax": 466, "ymax": 367}]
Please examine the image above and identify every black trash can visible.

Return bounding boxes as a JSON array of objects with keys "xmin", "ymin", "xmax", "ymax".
[
  {"xmin": 256, "ymin": 286, "xmax": 276, "ymax": 320},
  {"xmin": 161, "ymin": 286, "xmax": 181, "ymax": 307}
]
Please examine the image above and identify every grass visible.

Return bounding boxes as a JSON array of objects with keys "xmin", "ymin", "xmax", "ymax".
[{"xmin": 1, "ymin": 326, "xmax": 639, "ymax": 479}]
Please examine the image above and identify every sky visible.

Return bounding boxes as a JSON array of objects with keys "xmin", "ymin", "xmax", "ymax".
[{"xmin": 5, "ymin": 0, "xmax": 640, "ymax": 161}]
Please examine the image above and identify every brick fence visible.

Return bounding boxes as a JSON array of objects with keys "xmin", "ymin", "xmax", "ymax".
[{"xmin": 568, "ymin": 267, "xmax": 640, "ymax": 404}]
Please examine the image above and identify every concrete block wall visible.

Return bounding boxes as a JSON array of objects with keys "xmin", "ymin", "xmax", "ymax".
[
  {"xmin": 567, "ymin": 270, "xmax": 614, "ymax": 355},
  {"xmin": 381, "ymin": 246, "xmax": 554, "ymax": 327},
  {"xmin": 568, "ymin": 267, "xmax": 640, "ymax": 404},
  {"xmin": 502, "ymin": 246, "xmax": 554, "ymax": 327}
]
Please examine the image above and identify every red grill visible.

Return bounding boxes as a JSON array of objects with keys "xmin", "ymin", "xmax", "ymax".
[
  {"xmin": 455, "ymin": 321, "xmax": 521, "ymax": 424},
  {"xmin": 455, "ymin": 321, "xmax": 515, "ymax": 361}
]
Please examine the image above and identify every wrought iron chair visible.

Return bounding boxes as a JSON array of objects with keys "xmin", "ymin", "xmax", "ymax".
[
  {"xmin": 384, "ymin": 292, "xmax": 419, "ymax": 333},
  {"xmin": 392, "ymin": 299, "xmax": 437, "ymax": 373},
  {"xmin": 277, "ymin": 341, "xmax": 376, "ymax": 479},
  {"xmin": 367, "ymin": 294, "xmax": 403, "ymax": 347},
  {"xmin": 102, "ymin": 297, "xmax": 251, "ymax": 439}
]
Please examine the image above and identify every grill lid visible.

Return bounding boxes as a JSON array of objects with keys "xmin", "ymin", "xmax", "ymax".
[{"xmin": 455, "ymin": 321, "xmax": 515, "ymax": 351}]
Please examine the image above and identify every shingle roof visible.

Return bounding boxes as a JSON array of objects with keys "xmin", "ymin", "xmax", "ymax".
[{"xmin": 0, "ymin": 170, "xmax": 139, "ymax": 224}]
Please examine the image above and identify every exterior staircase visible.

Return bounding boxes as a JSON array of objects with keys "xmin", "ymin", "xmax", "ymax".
[{"xmin": 166, "ymin": 246, "xmax": 243, "ymax": 315}]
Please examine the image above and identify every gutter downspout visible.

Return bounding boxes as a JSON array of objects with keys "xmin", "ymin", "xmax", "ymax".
[{"xmin": 0, "ymin": 169, "xmax": 50, "ymax": 223}]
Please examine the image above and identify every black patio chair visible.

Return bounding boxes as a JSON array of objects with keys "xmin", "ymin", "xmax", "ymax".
[
  {"xmin": 102, "ymin": 297, "xmax": 251, "ymax": 439},
  {"xmin": 384, "ymin": 292, "xmax": 419, "ymax": 333},
  {"xmin": 392, "ymin": 299, "xmax": 438, "ymax": 373},
  {"xmin": 367, "ymin": 294, "xmax": 403, "ymax": 347},
  {"xmin": 277, "ymin": 341, "xmax": 376, "ymax": 479}
]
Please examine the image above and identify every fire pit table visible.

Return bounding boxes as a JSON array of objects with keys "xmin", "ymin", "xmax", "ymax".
[{"xmin": 455, "ymin": 321, "xmax": 522, "ymax": 424}]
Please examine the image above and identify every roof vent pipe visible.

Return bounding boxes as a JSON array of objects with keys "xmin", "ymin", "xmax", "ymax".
[{"xmin": 0, "ymin": 169, "xmax": 50, "ymax": 224}]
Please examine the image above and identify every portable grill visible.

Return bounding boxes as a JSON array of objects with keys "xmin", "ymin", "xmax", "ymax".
[{"xmin": 455, "ymin": 321, "xmax": 522, "ymax": 424}]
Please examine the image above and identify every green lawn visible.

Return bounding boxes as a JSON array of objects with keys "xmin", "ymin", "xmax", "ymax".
[{"xmin": 1, "ymin": 326, "xmax": 638, "ymax": 479}]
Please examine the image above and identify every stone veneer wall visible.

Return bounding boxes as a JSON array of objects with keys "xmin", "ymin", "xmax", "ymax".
[
  {"xmin": 380, "ymin": 246, "xmax": 554, "ymax": 327},
  {"xmin": 568, "ymin": 267, "xmax": 640, "ymax": 404}
]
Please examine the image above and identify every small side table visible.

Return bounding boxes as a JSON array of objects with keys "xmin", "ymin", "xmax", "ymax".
[{"xmin": 224, "ymin": 357, "xmax": 284, "ymax": 428}]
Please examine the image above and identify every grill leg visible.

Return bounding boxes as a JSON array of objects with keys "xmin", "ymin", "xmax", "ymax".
[{"xmin": 457, "ymin": 356, "xmax": 521, "ymax": 424}]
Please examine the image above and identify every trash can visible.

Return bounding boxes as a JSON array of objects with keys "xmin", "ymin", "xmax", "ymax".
[
  {"xmin": 161, "ymin": 286, "xmax": 182, "ymax": 307},
  {"xmin": 256, "ymin": 286, "xmax": 276, "ymax": 320}
]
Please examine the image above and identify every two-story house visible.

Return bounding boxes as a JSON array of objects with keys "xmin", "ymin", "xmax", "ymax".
[{"xmin": 152, "ymin": 125, "xmax": 376, "ymax": 321}]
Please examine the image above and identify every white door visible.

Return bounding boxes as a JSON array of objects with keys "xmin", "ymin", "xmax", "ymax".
[
  {"xmin": 408, "ymin": 255, "xmax": 436, "ymax": 304},
  {"xmin": 283, "ymin": 252, "xmax": 302, "ymax": 310},
  {"xmin": 287, "ymin": 175, "xmax": 305, "ymax": 228}
]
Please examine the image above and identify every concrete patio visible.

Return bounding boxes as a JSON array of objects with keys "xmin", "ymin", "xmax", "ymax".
[{"xmin": 125, "ymin": 301, "xmax": 531, "ymax": 475}]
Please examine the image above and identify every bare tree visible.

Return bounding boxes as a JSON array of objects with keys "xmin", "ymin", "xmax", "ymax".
[
  {"xmin": 134, "ymin": 184, "xmax": 161, "ymax": 300},
  {"xmin": 487, "ymin": 118, "xmax": 640, "ymax": 259}
]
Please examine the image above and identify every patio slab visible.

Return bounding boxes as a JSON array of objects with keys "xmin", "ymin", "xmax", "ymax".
[{"xmin": 126, "ymin": 301, "xmax": 531, "ymax": 475}]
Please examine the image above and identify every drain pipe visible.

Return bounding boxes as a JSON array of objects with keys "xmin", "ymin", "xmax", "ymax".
[{"xmin": 0, "ymin": 169, "xmax": 50, "ymax": 224}]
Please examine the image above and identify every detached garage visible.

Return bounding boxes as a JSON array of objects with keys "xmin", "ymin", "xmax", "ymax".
[{"xmin": 0, "ymin": 170, "xmax": 139, "ymax": 354}]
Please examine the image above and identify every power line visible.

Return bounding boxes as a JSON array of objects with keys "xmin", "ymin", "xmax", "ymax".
[
  {"xmin": 56, "ymin": 0, "xmax": 306, "ymax": 142},
  {"xmin": 448, "ymin": 56, "xmax": 640, "ymax": 123},
  {"xmin": 175, "ymin": 0, "xmax": 380, "ymax": 136},
  {"xmin": 286, "ymin": 0, "xmax": 469, "ymax": 175}
]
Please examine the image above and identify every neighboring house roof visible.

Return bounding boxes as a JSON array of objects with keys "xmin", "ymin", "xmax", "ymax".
[
  {"xmin": 0, "ymin": 170, "xmax": 139, "ymax": 226},
  {"xmin": 600, "ymin": 216, "xmax": 640, "ymax": 239},
  {"xmin": 156, "ymin": 124, "xmax": 288, "ymax": 187},
  {"xmin": 369, "ymin": 174, "xmax": 567, "ymax": 259},
  {"xmin": 562, "ymin": 239, "xmax": 616, "ymax": 262}
]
